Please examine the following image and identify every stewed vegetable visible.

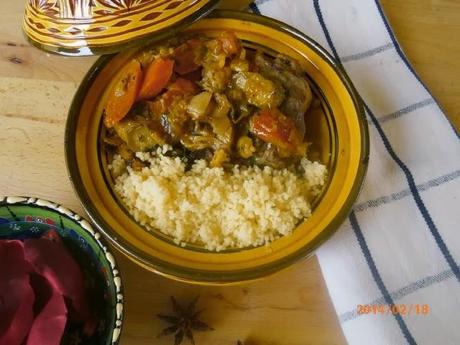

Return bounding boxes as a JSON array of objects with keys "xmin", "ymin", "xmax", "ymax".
[{"xmin": 103, "ymin": 31, "xmax": 315, "ymax": 168}]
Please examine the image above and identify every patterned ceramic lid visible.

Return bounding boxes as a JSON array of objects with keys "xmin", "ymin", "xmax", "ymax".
[{"xmin": 23, "ymin": 0, "xmax": 220, "ymax": 56}]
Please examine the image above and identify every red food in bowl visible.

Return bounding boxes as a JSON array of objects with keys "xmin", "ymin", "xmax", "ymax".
[{"xmin": 0, "ymin": 231, "xmax": 97, "ymax": 345}]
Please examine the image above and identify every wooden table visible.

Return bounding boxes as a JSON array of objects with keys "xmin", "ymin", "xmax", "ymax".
[{"xmin": 0, "ymin": 1, "xmax": 458, "ymax": 344}]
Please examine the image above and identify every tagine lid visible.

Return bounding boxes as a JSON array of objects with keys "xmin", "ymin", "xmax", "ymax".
[{"xmin": 23, "ymin": 0, "xmax": 221, "ymax": 56}]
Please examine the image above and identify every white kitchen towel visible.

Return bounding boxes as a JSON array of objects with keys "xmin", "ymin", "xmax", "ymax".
[{"xmin": 249, "ymin": 1, "xmax": 460, "ymax": 344}]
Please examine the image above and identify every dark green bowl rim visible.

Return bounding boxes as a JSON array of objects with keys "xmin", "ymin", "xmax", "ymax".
[{"xmin": 65, "ymin": 10, "xmax": 369, "ymax": 284}]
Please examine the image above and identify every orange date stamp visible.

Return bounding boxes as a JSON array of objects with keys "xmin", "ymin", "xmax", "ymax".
[{"xmin": 357, "ymin": 304, "xmax": 430, "ymax": 316}]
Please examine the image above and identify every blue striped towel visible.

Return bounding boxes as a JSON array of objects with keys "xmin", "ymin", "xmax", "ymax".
[{"xmin": 250, "ymin": 1, "xmax": 460, "ymax": 344}]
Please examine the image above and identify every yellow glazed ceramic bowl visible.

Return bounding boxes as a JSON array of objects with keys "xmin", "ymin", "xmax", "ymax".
[{"xmin": 65, "ymin": 10, "xmax": 369, "ymax": 285}]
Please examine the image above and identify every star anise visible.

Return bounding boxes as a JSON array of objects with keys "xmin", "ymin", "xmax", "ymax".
[{"xmin": 157, "ymin": 296, "xmax": 214, "ymax": 345}]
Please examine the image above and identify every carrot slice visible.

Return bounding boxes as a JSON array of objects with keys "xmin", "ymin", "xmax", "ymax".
[
  {"xmin": 104, "ymin": 59, "xmax": 143, "ymax": 128},
  {"xmin": 138, "ymin": 58, "xmax": 174, "ymax": 101},
  {"xmin": 250, "ymin": 108, "xmax": 304, "ymax": 154}
]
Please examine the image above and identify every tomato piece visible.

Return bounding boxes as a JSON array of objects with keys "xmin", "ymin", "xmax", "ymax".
[
  {"xmin": 138, "ymin": 58, "xmax": 174, "ymax": 100},
  {"xmin": 168, "ymin": 78, "xmax": 199, "ymax": 95},
  {"xmin": 174, "ymin": 38, "xmax": 204, "ymax": 75},
  {"xmin": 104, "ymin": 60, "xmax": 143, "ymax": 128},
  {"xmin": 219, "ymin": 31, "xmax": 241, "ymax": 55},
  {"xmin": 250, "ymin": 108, "xmax": 304, "ymax": 154}
]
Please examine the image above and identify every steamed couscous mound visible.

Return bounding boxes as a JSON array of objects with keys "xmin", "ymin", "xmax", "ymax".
[{"xmin": 111, "ymin": 147, "xmax": 327, "ymax": 251}]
